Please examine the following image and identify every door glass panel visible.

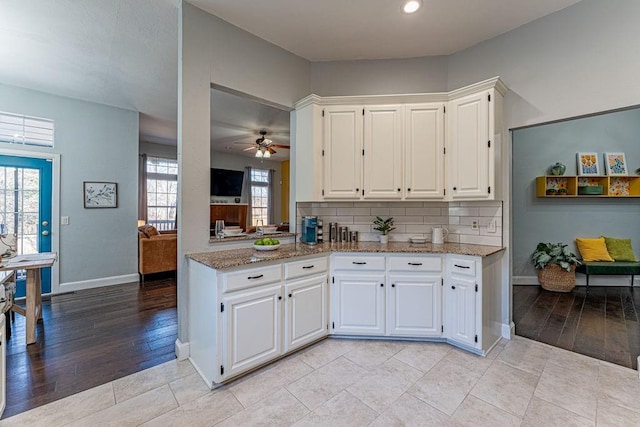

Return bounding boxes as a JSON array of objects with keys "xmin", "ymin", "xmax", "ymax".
[{"xmin": 0, "ymin": 166, "xmax": 40, "ymax": 255}]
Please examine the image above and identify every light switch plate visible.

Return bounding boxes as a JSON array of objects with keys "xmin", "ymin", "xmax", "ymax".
[
  {"xmin": 487, "ymin": 219, "xmax": 496, "ymax": 233},
  {"xmin": 61, "ymin": 216, "xmax": 69, "ymax": 225}
]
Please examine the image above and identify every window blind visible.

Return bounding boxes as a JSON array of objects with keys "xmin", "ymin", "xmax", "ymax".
[{"xmin": 0, "ymin": 111, "xmax": 54, "ymax": 147}]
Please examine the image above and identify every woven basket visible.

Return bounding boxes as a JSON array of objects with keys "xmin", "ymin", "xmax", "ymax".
[{"xmin": 537, "ymin": 264, "xmax": 576, "ymax": 292}]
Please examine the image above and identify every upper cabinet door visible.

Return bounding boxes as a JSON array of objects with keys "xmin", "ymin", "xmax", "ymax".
[
  {"xmin": 404, "ymin": 103, "xmax": 445, "ymax": 199},
  {"xmin": 323, "ymin": 106, "xmax": 363, "ymax": 199},
  {"xmin": 363, "ymin": 105, "xmax": 403, "ymax": 199},
  {"xmin": 449, "ymin": 91, "xmax": 491, "ymax": 200}
]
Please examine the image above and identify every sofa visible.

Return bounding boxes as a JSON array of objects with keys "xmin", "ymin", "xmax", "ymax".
[{"xmin": 138, "ymin": 225, "xmax": 177, "ymax": 281}]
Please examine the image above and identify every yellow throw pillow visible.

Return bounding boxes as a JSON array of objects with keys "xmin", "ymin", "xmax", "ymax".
[{"xmin": 576, "ymin": 237, "xmax": 614, "ymax": 262}]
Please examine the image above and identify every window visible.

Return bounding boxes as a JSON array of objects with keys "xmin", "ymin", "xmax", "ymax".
[
  {"xmin": 0, "ymin": 111, "xmax": 54, "ymax": 147},
  {"xmin": 146, "ymin": 157, "xmax": 177, "ymax": 231},
  {"xmin": 251, "ymin": 168, "xmax": 269, "ymax": 226}
]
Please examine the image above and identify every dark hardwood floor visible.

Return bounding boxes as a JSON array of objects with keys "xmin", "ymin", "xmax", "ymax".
[
  {"xmin": 514, "ymin": 285, "xmax": 640, "ymax": 370},
  {"xmin": 2, "ymin": 275, "xmax": 177, "ymax": 419}
]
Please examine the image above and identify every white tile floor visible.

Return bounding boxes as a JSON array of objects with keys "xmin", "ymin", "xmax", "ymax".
[{"xmin": 3, "ymin": 336, "xmax": 640, "ymax": 426}]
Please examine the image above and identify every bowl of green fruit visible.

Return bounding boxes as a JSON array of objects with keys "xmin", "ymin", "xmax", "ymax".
[{"xmin": 253, "ymin": 237, "xmax": 281, "ymax": 251}]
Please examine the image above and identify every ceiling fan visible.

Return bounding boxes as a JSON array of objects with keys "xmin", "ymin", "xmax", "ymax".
[{"xmin": 242, "ymin": 130, "xmax": 290, "ymax": 158}]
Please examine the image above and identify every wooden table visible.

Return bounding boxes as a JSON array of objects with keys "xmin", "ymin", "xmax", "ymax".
[{"xmin": 0, "ymin": 253, "xmax": 57, "ymax": 345}]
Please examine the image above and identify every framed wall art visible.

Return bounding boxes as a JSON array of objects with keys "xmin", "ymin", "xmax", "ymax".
[
  {"xmin": 84, "ymin": 181, "xmax": 118, "ymax": 208},
  {"xmin": 603, "ymin": 152, "xmax": 628, "ymax": 175},
  {"xmin": 576, "ymin": 152, "xmax": 601, "ymax": 176}
]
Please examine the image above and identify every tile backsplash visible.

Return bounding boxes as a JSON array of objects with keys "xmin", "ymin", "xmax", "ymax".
[{"xmin": 297, "ymin": 201, "xmax": 503, "ymax": 246}]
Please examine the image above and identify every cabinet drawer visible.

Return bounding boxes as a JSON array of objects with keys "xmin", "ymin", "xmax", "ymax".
[
  {"xmin": 332, "ymin": 255, "xmax": 385, "ymax": 271},
  {"xmin": 285, "ymin": 257, "xmax": 328, "ymax": 280},
  {"xmin": 388, "ymin": 256, "xmax": 441, "ymax": 272},
  {"xmin": 222, "ymin": 265, "xmax": 282, "ymax": 293},
  {"xmin": 448, "ymin": 258, "xmax": 476, "ymax": 277}
]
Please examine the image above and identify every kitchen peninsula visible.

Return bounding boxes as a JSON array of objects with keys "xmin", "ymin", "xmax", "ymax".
[{"xmin": 187, "ymin": 242, "xmax": 504, "ymax": 388}]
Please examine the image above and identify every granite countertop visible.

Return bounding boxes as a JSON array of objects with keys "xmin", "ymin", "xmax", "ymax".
[
  {"xmin": 209, "ymin": 232, "xmax": 295, "ymax": 244},
  {"xmin": 187, "ymin": 241, "xmax": 505, "ymax": 271}
]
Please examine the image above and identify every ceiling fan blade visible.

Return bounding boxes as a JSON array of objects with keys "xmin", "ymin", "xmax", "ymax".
[
  {"xmin": 267, "ymin": 147, "xmax": 277, "ymax": 154},
  {"xmin": 243, "ymin": 146, "xmax": 257, "ymax": 151},
  {"xmin": 271, "ymin": 144, "xmax": 290, "ymax": 149}
]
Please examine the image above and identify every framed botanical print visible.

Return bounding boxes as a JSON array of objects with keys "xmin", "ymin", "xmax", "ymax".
[
  {"xmin": 603, "ymin": 152, "xmax": 628, "ymax": 175},
  {"xmin": 84, "ymin": 182, "xmax": 118, "ymax": 208},
  {"xmin": 576, "ymin": 152, "xmax": 601, "ymax": 176}
]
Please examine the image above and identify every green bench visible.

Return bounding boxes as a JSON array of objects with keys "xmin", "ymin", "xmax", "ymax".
[{"xmin": 576, "ymin": 261, "xmax": 640, "ymax": 292}]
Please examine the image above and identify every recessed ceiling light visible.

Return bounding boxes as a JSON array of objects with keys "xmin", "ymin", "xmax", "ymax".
[{"xmin": 402, "ymin": 0, "xmax": 421, "ymax": 14}]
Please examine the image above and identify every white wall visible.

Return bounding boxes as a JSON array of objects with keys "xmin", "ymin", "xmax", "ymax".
[
  {"xmin": 210, "ymin": 151, "xmax": 283, "ymax": 223},
  {"xmin": 447, "ymin": 0, "xmax": 640, "ymax": 129},
  {"xmin": 178, "ymin": 2, "xmax": 311, "ymax": 346},
  {"xmin": 311, "ymin": 56, "xmax": 448, "ymax": 96},
  {"xmin": 0, "ymin": 83, "xmax": 138, "ymax": 289},
  {"xmin": 140, "ymin": 141, "xmax": 177, "ymax": 159}
]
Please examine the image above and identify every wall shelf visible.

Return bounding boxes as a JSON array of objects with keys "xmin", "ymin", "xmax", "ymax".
[{"xmin": 536, "ymin": 175, "xmax": 640, "ymax": 197}]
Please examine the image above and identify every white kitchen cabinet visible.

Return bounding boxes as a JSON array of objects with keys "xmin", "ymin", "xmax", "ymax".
[
  {"xmin": 284, "ymin": 273, "xmax": 328, "ymax": 353},
  {"xmin": 295, "ymin": 77, "xmax": 505, "ymax": 203},
  {"xmin": 445, "ymin": 272, "xmax": 477, "ymax": 347},
  {"xmin": 404, "ymin": 103, "xmax": 446, "ymax": 199},
  {"xmin": 331, "ymin": 255, "xmax": 386, "ymax": 335},
  {"xmin": 363, "ymin": 105, "xmax": 403, "ymax": 199},
  {"xmin": 322, "ymin": 105, "xmax": 363, "ymax": 199},
  {"xmin": 188, "ymin": 255, "xmax": 330, "ymax": 387},
  {"xmin": 188, "ymin": 248, "xmax": 504, "ymax": 388},
  {"xmin": 221, "ymin": 283, "xmax": 283, "ymax": 379},
  {"xmin": 448, "ymin": 83, "xmax": 504, "ymax": 201},
  {"xmin": 284, "ymin": 256, "xmax": 329, "ymax": 353},
  {"xmin": 387, "ymin": 255, "xmax": 443, "ymax": 338},
  {"xmin": 444, "ymin": 253, "xmax": 503, "ymax": 352},
  {"xmin": 387, "ymin": 273, "xmax": 442, "ymax": 337},
  {"xmin": 332, "ymin": 273, "xmax": 386, "ymax": 335}
]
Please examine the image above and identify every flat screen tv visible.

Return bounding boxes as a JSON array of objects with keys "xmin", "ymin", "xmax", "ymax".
[{"xmin": 210, "ymin": 168, "xmax": 244, "ymax": 197}]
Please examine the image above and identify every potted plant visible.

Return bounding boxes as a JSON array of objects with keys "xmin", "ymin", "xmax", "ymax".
[
  {"xmin": 545, "ymin": 188, "xmax": 557, "ymax": 196},
  {"xmin": 531, "ymin": 242, "xmax": 581, "ymax": 292},
  {"xmin": 557, "ymin": 188, "xmax": 568, "ymax": 196},
  {"xmin": 373, "ymin": 216, "xmax": 395, "ymax": 244}
]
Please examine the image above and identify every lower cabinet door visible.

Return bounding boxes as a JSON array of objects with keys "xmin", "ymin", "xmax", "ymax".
[
  {"xmin": 387, "ymin": 273, "xmax": 442, "ymax": 337},
  {"xmin": 222, "ymin": 284, "xmax": 282, "ymax": 379},
  {"xmin": 284, "ymin": 275, "xmax": 328, "ymax": 352},
  {"xmin": 332, "ymin": 273, "xmax": 385, "ymax": 335},
  {"xmin": 445, "ymin": 275, "xmax": 477, "ymax": 347}
]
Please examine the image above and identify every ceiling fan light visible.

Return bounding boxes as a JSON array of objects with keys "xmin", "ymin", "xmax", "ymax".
[
  {"xmin": 255, "ymin": 150, "xmax": 263, "ymax": 158},
  {"xmin": 263, "ymin": 150, "xmax": 271, "ymax": 158},
  {"xmin": 402, "ymin": 0, "xmax": 421, "ymax": 14}
]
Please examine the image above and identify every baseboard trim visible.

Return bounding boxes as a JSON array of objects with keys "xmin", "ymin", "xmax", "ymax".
[
  {"xmin": 513, "ymin": 275, "xmax": 638, "ymax": 287},
  {"xmin": 175, "ymin": 339, "xmax": 190, "ymax": 360},
  {"xmin": 502, "ymin": 321, "xmax": 515, "ymax": 339},
  {"xmin": 59, "ymin": 273, "xmax": 139, "ymax": 292}
]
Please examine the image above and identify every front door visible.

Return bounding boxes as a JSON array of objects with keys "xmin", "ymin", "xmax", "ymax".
[{"xmin": 0, "ymin": 155, "xmax": 52, "ymax": 297}]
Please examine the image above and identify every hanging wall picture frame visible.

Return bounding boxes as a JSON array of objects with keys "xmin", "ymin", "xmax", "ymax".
[
  {"xmin": 603, "ymin": 152, "xmax": 628, "ymax": 176},
  {"xmin": 84, "ymin": 181, "xmax": 118, "ymax": 208},
  {"xmin": 576, "ymin": 152, "xmax": 601, "ymax": 176}
]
